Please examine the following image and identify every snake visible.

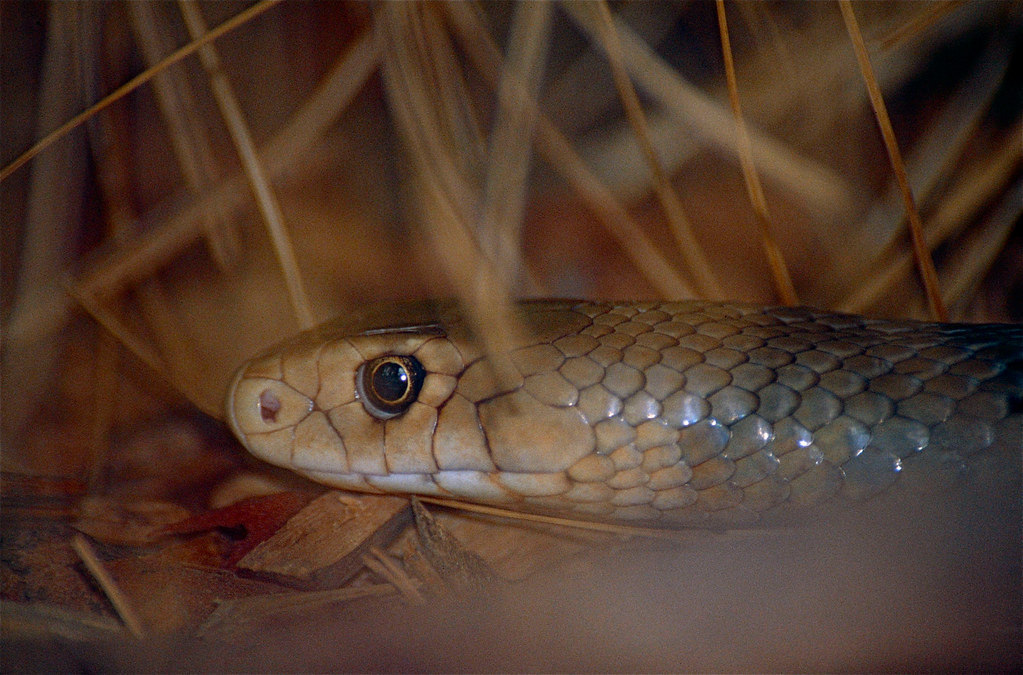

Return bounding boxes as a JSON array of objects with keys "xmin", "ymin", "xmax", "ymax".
[{"xmin": 225, "ymin": 300, "xmax": 1022, "ymax": 529}]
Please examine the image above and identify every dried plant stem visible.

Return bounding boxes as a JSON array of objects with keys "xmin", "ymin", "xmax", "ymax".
[
  {"xmin": 86, "ymin": 332, "xmax": 120, "ymax": 494},
  {"xmin": 177, "ymin": 0, "xmax": 314, "ymax": 330},
  {"xmin": 417, "ymin": 496, "xmax": 688, "ymax": 542},
  {"xmin": 840, "ymin": 119, "xmax": 1022, "ymax": 314},
  {"xmin": 839, "ymin": 0, "xmax": 947, "ymax": 321},
  {"xmin": 361, "ymin": 546, "xmax": 425, "ymax": 604},
  {"xmin": 809, "ymin": 29, "xmax": 1012, "ymax": 310},
  {"xmin": 377, "ymin": 3, "xmax": 527, "ymax": 373},
  {"xmin": 71, "ymin": 534, "xmax": 145, "ymax": 639},
  {"xmin": 716, "ymin": 0, "xmax": 797, "ymax": 306},
  {"xmin": 73, "ymin": 31, "xmax": 377, "ymax": 316},
  {"xmin": 127, "ymin": 1, "xmax": 240, "ymax": 269},
  {"xmin": 0, "ymin": 0, "xmax": 283, "ymax": 184},
  {"xmin": 478, "ymin": 1, "xmax": 552, "ymax": 293},
  {"xmin": 594, "ymin": 1, "xmax": 723, "ymax": 299},
  {"xmin": 443, "ymin": 2, "xmax": 692, "ymax": 299},
  {"xmin": 8, "ymin": 6, "xmax": 377, "ymax": 387},
  {"xmin": 879, "ymin": 1, "xmax": 966, "ymax": 52},
  {"xmin": 64, "ymin": 280, "xmax": 215, "ymax": 414},
  {"xmin": 2, "ymin": 2, "xmax": 91, "ymax": 442},
  {"xmin": 561, "ymin": 1, "xmax": 853, "ymax": 221}
]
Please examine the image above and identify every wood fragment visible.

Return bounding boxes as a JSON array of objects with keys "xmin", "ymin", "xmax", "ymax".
[
  {"xmin": 104, "ymin": 552, "xmax": 285, "ymax": 634},
  {"xmin": 410, "ymin": 497, "xmax": 500, "ymax": 594},
  {"xmin": 74, "ymin": 497, "xmax": 191, "ymax": 547},
  {"xmin": 236, "ymin": 491, "xmax": 410, "ymax": 589},
  {"xmin": 196, "ymin": 583, "xmax": 396, "ymax": 641}
]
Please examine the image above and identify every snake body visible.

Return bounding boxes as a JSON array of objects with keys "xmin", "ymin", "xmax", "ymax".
[{"xmin": 226, "ymin": 300, "xmax": 1022, "ymax": 528}]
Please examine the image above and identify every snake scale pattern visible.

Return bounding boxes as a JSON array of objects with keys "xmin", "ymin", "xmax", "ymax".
[{"xmin": 227, "ymin": 300, "xmax": 1022, "ymax": 528}]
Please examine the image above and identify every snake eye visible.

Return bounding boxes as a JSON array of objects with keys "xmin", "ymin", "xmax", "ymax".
[{"xmin": 356, "ymin": 355, "xmax": 426, "ymax": 419}]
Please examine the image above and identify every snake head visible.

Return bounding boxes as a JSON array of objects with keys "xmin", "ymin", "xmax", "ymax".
[{"xmin": 225, "ymin": 323, "xmax": 473, "ymax": 493}]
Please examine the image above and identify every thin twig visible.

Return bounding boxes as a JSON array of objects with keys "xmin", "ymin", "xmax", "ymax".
[
  {"xmin": 716, "ymin": 0, "xmax": 798, "ymax": 306},
  {"xmin": 177, "ymin": 0, "xmax": 314, "ymax": 330},
  {"xmin": 71, "ymin": 534, "xmax": 146, "ymax": 639},
  {"xmin": 839, "ymin": 0, "xmax": 947, "ymax": 321},
  {"xmin": 417, "ymin": 496, "xmax": 688, "ymax": 542},
  {"xmin": 594, "ymin": 1, "xmax": 723, "ymax": 299},
  {"xmin": 0, "ymin": 0, "xmax": 284, "ymax": 183},
  {"xmin": 443, "ymin": 2, "xmax": 693, "ymax": 299},
  {"xmin": 361, "ymin": 546, "xmax": 426, "ymax": 605}
]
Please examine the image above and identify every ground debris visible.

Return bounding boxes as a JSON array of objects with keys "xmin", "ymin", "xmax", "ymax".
[
  {"xmin": 235, "ymin": 491, "xmax": 410, "ymax": 588},
  {"xmin": 409, "ymin": 497, "xmax": 501, "ymax": 594}
]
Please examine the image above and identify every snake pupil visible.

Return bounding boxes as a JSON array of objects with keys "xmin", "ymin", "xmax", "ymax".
[
  {"xmin": 372, "ymin": 361, "xmax": 409, "ymax": 403},
  {"xmin": 357, "ymin": 355, "xmax": 426, "ymax": 419}
]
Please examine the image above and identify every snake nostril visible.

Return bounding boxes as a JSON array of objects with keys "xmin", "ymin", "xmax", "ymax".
[{"xmin": 259, "ymin": 389, "xmax": 282, "ymax": 423}]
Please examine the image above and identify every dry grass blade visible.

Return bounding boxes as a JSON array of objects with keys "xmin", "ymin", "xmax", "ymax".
[
  {"xmin": 63, "ymin": 280, "xmax": 201, "ymax": 411},
  {"xmin": 6, "ymin": 29, "xmax": 378, "ymax": 369},
  {"xmin": 70, "ymin": 534, "xmax": 145, "ymax": 639},
  {"xmin": 839, "ymin": 0, "xmax": 947, "ymax": 321},
  {"xmin": 376, "ymin": 2, "xmax": 526, "ymax": 371},
  {"xmin": 823, "ymin": 30, "xmax": 1013, "ymax": 308},
  {"xmin": 715, "ymin": 0, "xmax": 797, "ymax": 305},
  {"xmin": 0, "ymin": 0, "xmax": 283, "ymax": 184},
  {"xmin": 593, "ymin": 1, "xmax": 723, "ymax": 299},
  {"xmin": 126, "ymin": 2, "xmax": 240, "ymax": 269},
  {"xmin": 879, "ymin": 1, "xmax": 966, "ymax": 52},
  {"xmin": 417, "ymin": 496, "xmax": 687, "ymax": 542},
  {"xmin": 361, "ymin": 546, "xmax": 425, "ymax": 605},
  {"xmin": 443, "ymin": 2, "xmax": 693, "ymax": 299},
  {"xmin": 87, "ymin": 72, "xmax": 206, "ymax": 411},
  {"xmin": 478, "ymin": 1, "xmax": 552, "ymax": 293},
  {"xmin": 840, "ymin": 118, "xmax": 1022, "ymax": 315},
  {"xmin": 177, "ymin": 0, "xmax": 313, "ymax": 329},
  {"xmin": 2, "ymin": 3, "xmax": 92, "ymax": 444},
  {"xmin": 542, "ymin": 3, "xmax": 685, "ymax": 136},
  {"xmin": 561, "ymin": 1, "xmax": 854, "ymax": 222},
  {"xmin": 735, "ymin": 2, "xmax": 797, "ymax": 84},
  {"xmin": 942, "ymin": 180, "xmax": 1021, "ymax": 315},
  {"xmin": 86, "ymin": 333, "xmax": 120, "ymax": 494}
]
